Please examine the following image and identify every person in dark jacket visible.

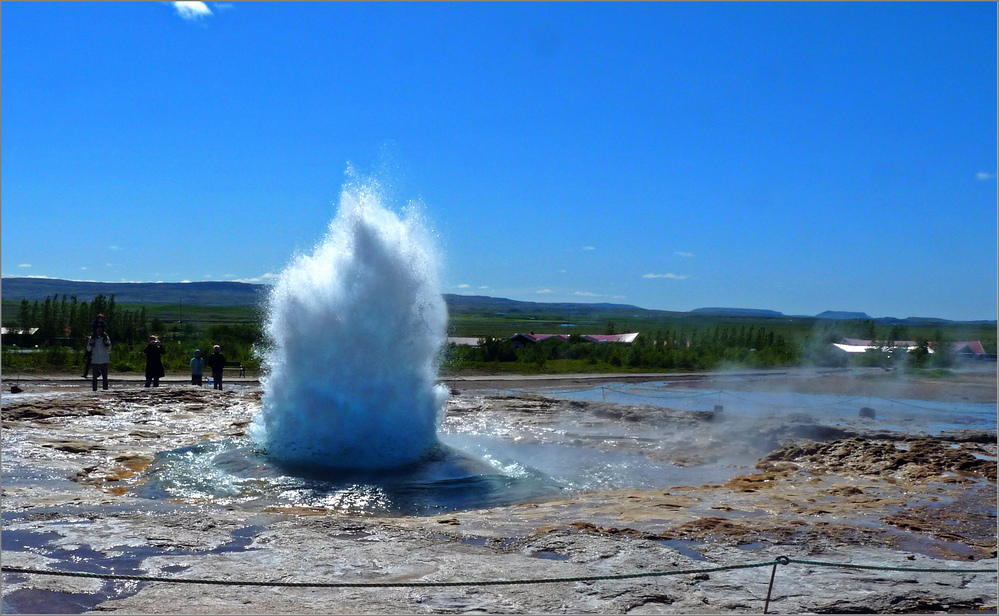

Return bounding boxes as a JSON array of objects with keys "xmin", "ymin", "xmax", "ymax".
[
  {"xmin": 91, "ymin": 313, "xmax": 107, "ymax": 335},
  {"xmin": 81, "ymin": 338, "xmax": 93, "ymax": 379},
  {"xmin": 206, "ymin": 344, "xmax": 226, "ymax": 391},
  {"xmin": 143, "ymin": 336, "xmax": 166, "ymax": 387}
]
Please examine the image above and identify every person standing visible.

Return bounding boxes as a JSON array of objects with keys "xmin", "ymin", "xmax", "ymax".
[
  {"xmin": 190, "ymin": 349, "xmax": 205, "ymax": 386},
  {"xmin": 206, "ymin": 344, "xmax": 226, "ymax": 391},
  {"xmin": 81, "ymin": 338, "xmax": 93, "ymax": 379},
  {"xmin": 86, "ymin": 326, "xmax": 112, "ymax": 391},
  {"xmin": 143, "ymin": 336, "xmax": 166, "ymax": 387}
]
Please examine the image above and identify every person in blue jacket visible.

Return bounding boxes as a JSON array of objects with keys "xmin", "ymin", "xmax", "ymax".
[{"xmin": 190, "ymin": 349, "xmax": 205, "ymax": 386}]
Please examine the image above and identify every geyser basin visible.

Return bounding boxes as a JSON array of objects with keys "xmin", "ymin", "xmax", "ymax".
[
  {"xmin": 137, "ymin": 437, "xmax": 571, "ymax": 515},
  {"xmin": 250, "ymin": 178, "xmax": 449, "ymax": 470}
]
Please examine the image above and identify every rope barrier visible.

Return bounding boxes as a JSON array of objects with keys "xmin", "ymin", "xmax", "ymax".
[
  {"xmin": 1, "ymin": 560, "xmax": 776, "ymax": 588},
  {"xmin": 5, "ymin": 556, "xmax": 993, "ymax": 615},
  {"xmin": 785, "ymin": 558, "xmax": 997, "ymax": 574},
  {"xmin": 3, "ymin": 556, "xmax": 993, "ymax": 588}
]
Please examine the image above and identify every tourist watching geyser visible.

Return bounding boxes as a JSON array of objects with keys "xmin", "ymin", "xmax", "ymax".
[
  {"xmin": 207, "ymin": 345, "xmax": 226, "ymax": 391},
  {"xmin": 86, "ymin": 326, "xmax": 112, "ymax": 392},
  {"xmin": 143, "ymin": 336, "xmax": 166, "ymax": 388},
  {"xmin": 191, "ymin": 349, "xmax": 205, "ymax": 387}
]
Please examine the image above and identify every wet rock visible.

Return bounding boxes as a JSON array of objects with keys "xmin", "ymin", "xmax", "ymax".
[{"xmin": 44, "ymin": 439, "xmax": 107, "ymax": 453}]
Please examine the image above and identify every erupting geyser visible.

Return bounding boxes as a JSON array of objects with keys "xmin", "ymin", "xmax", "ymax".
[{"xmin": 249, "ymin": 178, "xmax": 449, "ymax": 470}]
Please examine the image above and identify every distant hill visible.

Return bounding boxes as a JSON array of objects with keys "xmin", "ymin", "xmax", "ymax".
[
  {"xmin": 691, "ymin": 307, "xmax": 784, "ymax": 318},
  {"xmin": 815, "ymin": 310, "xmax": 873, "ymax": 321},
  {"xmin": 2, "ymin": 278, "xmax": 268, "ymax": 307},
  {"xmin": 2, "ymin": 277, "xmax": 991, "ymax": 325}
]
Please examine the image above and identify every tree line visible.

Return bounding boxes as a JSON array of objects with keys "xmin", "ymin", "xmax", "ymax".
[{"xmin": 5, "ymin": 294, "xmax": 263, "ymax": 375}]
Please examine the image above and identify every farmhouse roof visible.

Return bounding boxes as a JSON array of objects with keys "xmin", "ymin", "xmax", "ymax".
[
  {"xmin": 511, "ymin": 333, "xmax": 569, "ymax": 343},
  {"xmin": 446, "ymin": 337, "xmax": 481, "ymax": 347},
  {"xmin": 834, "ymin": 339, "xmax": 986, "ymax": 355},
  {"xmin": 0, "ymin": 327, "xmax": 39, "ymax": 335},
  {"xmin": 583, "ymin": 333, "xmax": 640, "ymax": 344}
]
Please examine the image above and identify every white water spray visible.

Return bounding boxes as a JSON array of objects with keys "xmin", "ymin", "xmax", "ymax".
[{"xmin": 250, "ymin": 178, "xmax": 449, "ymax": 470}]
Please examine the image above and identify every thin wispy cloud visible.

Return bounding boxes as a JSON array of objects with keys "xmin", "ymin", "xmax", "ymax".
[
  {"xmin": 574, "ymin": 291, "xmax": 625, "ymax": 299},
  {"xmin": 537, "ymin": 289, "xmax": 553, "ymax": 294},
  {"xmin": 675, "ymin": 251, "xmax": 694, "ymax": 258},
  {"xmin": 171, "ymin": 1, "xmax": 213, "ymax": 21},
  {"xmin": 581, "ymin": 246, "xmax": 596, "ymax": 251},
  {"xmin": 458, "ymin": 284, "xmax": 470, "ymax": 289},
  {"xmin": 234, "ymin": 272, "xmax": 279, "ymax": 283},
  {"xmin": 977, "ymin": 171, "xmax": 996, "ymax": 180},
  {"xmin": 109, "ymin": 245, "xmax": 122, "ymax": 251},
  {"xmin": 18, "ymin": 263, "xmax": 30, "ymax": 268},
  {"xmin": 643, "ymin": 273, "xmax": 690, "ymax": 280}
]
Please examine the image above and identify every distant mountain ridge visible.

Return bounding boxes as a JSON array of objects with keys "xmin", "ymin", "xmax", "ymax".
[
  {"xmin": 692, "ymin": 307, "xmax": 783, "ymax": 318},
  {"xmin": 815, "ymin": 310, "xmax": 873, "ymax": 320},
  {"xmin": 2, "ymin": 277, "xmax": 990, "ymax": 324},
  {"xmin": 2, "ymin": 278, "xmax": 267, "ymax": 307}
]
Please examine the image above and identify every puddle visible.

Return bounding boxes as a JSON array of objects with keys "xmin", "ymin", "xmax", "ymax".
[
  {"xmin": 461, "ymin": 537, "xmax": 489, "ymax": 547},
  {"xmin": 735, "ymin": 541, "xmax": 766, "ymax": 551},
  {"xmin": 2, "ymin": 588, "xmax": 108, "ymax": 614},
  {"xmin": 531, "ymin": 550, "xmax": 569, "ymax": 561},
  {"xmin": 0, "ymin": 524, "xmax": 263, "ymax": 614},
  {"xmin": 657, "ymin": 539, "xmax": 708, "ymax": 561}
]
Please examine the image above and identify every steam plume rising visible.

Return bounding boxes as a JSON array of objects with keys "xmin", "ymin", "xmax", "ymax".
[{"xmin": 250, "ymin": 179, "xmax": 449, "ymax": 469}]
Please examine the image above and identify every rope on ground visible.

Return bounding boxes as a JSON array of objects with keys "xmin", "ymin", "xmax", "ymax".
[
  {"xmin": 0, "ymin": 561, "xmax": 775, "ymax": 588},
  {"xmin": 3, "ymin": 557, "xmax": 994, "ymax": 589},
  {"xmin": 785, "ymin": 558, "xmax": 997, "ymax": 574}
]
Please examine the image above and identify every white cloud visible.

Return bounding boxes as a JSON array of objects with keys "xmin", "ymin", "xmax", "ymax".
[
  {"xmin": 234, "ymin": 272, "xmax": 279, "ymax": 283},
  {"xmin": 582, "ymin": 246, "xmax": 595, "ymax": 251},
  {"xmin": 212, "ymin": 2, "xmax": 234, "ymax": 10},
  {"xmin": 573, "ymin": 291, "xmax": 625, "ymax": 299},
  {"xmin": 109, "ymin": 245, "xmax": 122, "ymax": 251},
  {"xmin": 172, "ymin": 1, "xmax": 213, "ymax": 21},
  {"xmin": 478, "ymin": 286, "xmax": 489, "ymax": 289},
  {"xmin": 458, "ymin": 284, "xmax": 470, "ymax": 289},
  {"xmin": 537, "ymin": 289, "xmax": 553, "ymax": 294},
  {"xmin": 977, "ymin": 171, "xmax": 996, "ymax": 180},
  {"xmin": 675, "ymin": 251, "xmax": 694, "ymax": 258},
  {"xmin": 17, "ymin": 263, "xmax": 30, "ymax": 268},
  {"xmin": 642, "ymin": 273, "xmax": 690, "ymax": 280}
]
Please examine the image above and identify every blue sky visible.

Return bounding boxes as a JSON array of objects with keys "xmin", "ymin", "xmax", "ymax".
[{"xmin": 2, "ymin": 2, "xmax": 996, "ymax": 321}]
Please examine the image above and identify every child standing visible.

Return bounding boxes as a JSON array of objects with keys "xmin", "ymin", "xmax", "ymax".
[{"xmin": 190, "ymin": 349, "xmax": 205, "ymax": 386}]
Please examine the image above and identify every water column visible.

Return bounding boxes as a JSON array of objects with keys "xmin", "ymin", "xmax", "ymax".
[{"xmin": 250, "ymin": 178, "xmax": 450, "ymax": 470}]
